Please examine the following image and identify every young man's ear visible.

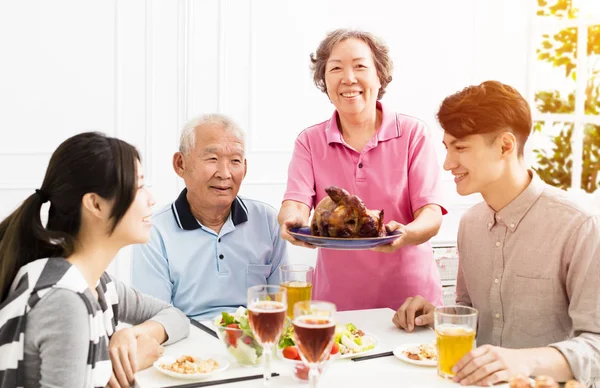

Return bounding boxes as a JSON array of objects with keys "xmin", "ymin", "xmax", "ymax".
[{"xmin": 500, "ymin": 132, "xmax": 517, "ymax": 155}]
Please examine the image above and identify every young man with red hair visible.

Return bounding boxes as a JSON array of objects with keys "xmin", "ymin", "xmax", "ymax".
[{"xmin": 393, "ymin": 81, "xmax": 600, "ymax": 386}]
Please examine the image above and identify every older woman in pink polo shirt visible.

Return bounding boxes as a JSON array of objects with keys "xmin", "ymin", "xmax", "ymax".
[{"xmin": 278, "ymin": 29, "xmax": 447, "ymax": 311}]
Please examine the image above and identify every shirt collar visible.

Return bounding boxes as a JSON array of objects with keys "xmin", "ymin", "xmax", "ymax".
[
  {"xmin": 325, "ymin": 101, "xmax": 401, "ymax": 145},
  {"xmin": 171, "ymin": 188, "xmax": 249, "ymax": 231},
  {"xmin": 486, "ymin": 170, "xmax": 545, "ymax": 231}
]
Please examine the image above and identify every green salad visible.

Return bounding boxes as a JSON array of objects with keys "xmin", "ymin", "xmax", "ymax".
[
  {"xmin": 213, "ymin": 307, "xmax": 264, "ymax": 365},
  {"xmin": 278, "ymin": 321, "xmax": 374, "ymax": 356},
  {"xmin": 334, "ymin": 323, "xmax": 376, "ymax": 355}
]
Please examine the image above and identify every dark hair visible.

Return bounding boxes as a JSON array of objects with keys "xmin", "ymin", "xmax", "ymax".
[
  {"xmin": 0, "ymin": 132, "xmax": 140, "ymax": 302},
  {"xmin": 310, "ymin": 29, "xmax": 394, "ymax": 100},
  {"xmin": 436, "ymin": 80, "xmax": 532, "ymax": 156}
]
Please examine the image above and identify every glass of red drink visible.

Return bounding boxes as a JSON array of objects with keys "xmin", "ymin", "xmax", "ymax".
[
  {"xmin": 247, "ymin": 285, "xmax": 287, "ymax": 387},
  {"xmin": 293, "ymin": 300, "xmax": 336, "ymax": 388}
]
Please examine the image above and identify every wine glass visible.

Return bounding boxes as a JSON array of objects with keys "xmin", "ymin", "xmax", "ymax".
[
  {"xmin": 247, "ymin": 285, "xmax": 287, "ymax": 387},
  {"xmin": 293, "ymin": 300, "xmax": 336, "ymax": 388}
]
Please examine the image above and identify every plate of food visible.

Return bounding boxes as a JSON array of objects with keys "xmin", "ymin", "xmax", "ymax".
[
  {"xmin": 393, "ymin": 343, "xmax": 437, "ymax": 366},
  {"xmin": 278, "ymin": 321, "xmax": 376, "ymax": 360},
  {"xmin": 153, "ymin": 354, "xmax": 229, "ymax": 380},
  {"xmin": 289, "ymin": 186, "xmax": 401, "ymax": 250},
  {"xmin": 335, "ymin": 323, "xmax": 378, "ymax": 359},
  {"xmin": 508, "ymin": 375, "xmax": 584, "ymax": 388},
  {"xmin": 289, "ymin": 227, "xmax": 401, "ymax": 250}
]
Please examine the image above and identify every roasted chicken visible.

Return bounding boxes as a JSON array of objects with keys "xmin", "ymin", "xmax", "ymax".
[{"xmin": 310, "ymin": 186, "xmax": 385, "ymax": 238}]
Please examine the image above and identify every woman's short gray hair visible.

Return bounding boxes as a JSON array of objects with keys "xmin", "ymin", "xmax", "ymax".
[{"xmin": 179, "ymin": 114, "xmax": 245, "ymax": 155}]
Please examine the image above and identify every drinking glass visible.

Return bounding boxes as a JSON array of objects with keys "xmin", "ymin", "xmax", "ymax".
[
  {"xmin": 280, "ymin": 264, "xmax": 314, "ymax": 318},
  {"xmin": 293, "ymin": 300, "xmax": 336, "ymax": 388},
  {"xmin": 247, "ymin": 285, "xmax": 287, "ymax": 387},
  {"xmin": 434, "ymin": 305, "xmax": 478, "ymax": 379}
]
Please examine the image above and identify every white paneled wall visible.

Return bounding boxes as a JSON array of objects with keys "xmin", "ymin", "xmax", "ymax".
[{"xmin": 0, "ymin": 0, "xmax": 533, "ymax": 285}]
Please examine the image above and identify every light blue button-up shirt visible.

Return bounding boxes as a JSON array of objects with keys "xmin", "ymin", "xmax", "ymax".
[{"xmin": 131, "ymin": 189, "xmax": 289, "ymax": 320}]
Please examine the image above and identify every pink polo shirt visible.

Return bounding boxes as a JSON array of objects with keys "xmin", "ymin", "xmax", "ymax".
[{"xmin": 284, "ymin": 102, "xmax": 446, "ymax": 311}]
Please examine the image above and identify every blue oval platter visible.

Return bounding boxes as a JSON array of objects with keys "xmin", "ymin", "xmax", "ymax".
[{"xmin": 288, "ymin": 227, "xmax": 402, "ymax": 250}]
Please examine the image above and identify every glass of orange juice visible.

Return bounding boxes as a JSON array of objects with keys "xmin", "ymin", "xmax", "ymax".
[
  {"xmin": 280, "ymin": 264, "xmax": 314, "ymax": 318},
  {"xmin": 434, "ymin": 305, "xmax": 478, "ymax": 379}
]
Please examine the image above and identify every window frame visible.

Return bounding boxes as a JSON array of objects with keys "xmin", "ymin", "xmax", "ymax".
[{"xmin": 529, "ymin": 1, "xmax": 600, "ymax": 192}]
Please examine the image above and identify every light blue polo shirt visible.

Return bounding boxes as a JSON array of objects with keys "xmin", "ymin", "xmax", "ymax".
[{"xmin": 131, "ymin": 188, "xmax": 289, "ymax": 320}]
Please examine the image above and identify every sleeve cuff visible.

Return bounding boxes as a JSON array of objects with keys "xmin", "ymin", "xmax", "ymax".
[
  {"xmin": 549, "ymin": 338, "xmax": 599, "ymax": 384},
  {"xmin": 412, "ymin": 197, "xmax": 448, "ymax": 216},
  {"xmin": 282, "ymin": 193, "xmax": 314, "ymax": 210},
  {"xmin": 150, "ymin": 307, "xmax": 190, "ymax": 345}
]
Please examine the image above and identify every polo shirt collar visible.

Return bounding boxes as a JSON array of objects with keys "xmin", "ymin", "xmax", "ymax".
[
  {"xmin": 486, "ymin": 170, "xmax": 545, "ymax": 231},
  {"xmin": 171, "ymin": 188, "xmax": 248, "ymax": 231},
  {"xmin": 325, "ymin": 101, "xmax": 401, "ymax": 145}
]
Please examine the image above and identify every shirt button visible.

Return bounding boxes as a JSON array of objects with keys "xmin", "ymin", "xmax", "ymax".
[
  {"xmin": 488, "ymin": 222, "xmax": 493, "ymax": 227},
  {"xmin": 218, "ymin": 238, "xmax": 221, "ymax": 243},
  {"xmin": 219, "ymin": 254, "xmax": 224, "ymax": 260},
  {"xmin": 358, "ymin": 163, "xmax": 363, "ymax": 168},
  {"xmin": 494, "ymin": 278, "xmax": 499, "ymax": 284},
  {"xmin": 497, "ymin": 216, "xmax": 502, "ymax": 221},
  {"xmin": 495, "ymin": 241, "xmax": 501, "ymax": 247},
  {"xmin": 510, "ymin": 223, "xmax": 515, "ymax": 228},
  {"xmin": 495, "ymin": 313, "xmax": 500, "ymax": 319}
]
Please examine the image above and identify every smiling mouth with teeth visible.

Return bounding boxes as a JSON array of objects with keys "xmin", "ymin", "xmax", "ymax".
[
  {"xmin": 454, "ymin": 173, "xmax": 468, "ymax": 182},
  {"xmin": 341, "ymin": 91, "xmax": 361, "ymax": 98}
]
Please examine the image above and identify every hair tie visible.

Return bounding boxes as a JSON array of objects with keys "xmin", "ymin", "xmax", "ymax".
[{"xmin": 35, "ymin": 189, "xmax": 50, "ymax": 204}]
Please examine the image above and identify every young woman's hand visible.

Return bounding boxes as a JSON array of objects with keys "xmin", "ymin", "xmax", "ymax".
[
  {"xmin": 107, "ymin": 327, "xmax": 138, "ymax": 387},
  {"xmin": 136, "ymin": 333, "xmax": 164, "ymax": 371}
]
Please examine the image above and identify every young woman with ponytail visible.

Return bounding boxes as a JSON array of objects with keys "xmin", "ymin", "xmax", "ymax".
[{"xmin": 0, "ymin": 132, "xmax": 189, "ymax": 388}]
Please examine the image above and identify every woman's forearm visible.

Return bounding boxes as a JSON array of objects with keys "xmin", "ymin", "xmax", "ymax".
[
  {"xmin": 132, "ymin": 320, "xmax": 168, "ymax": 344},
  {"xmin": 278, "ymin": 200, "xmax": 311, "ymax": 227},
  {"xmin": 405, "ymin": 204, "xmax": 443, "ymax": 245}
]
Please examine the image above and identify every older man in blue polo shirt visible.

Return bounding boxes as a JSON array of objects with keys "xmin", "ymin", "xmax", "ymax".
[{"xmin": 131, "ymin": 114, "xmax": 289, "ymax": 320}]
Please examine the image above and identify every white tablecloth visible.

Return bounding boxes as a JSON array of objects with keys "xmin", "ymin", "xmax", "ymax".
[{"xmin": 135, "ymin": 308, "xmax": 512, "ymax": 387}]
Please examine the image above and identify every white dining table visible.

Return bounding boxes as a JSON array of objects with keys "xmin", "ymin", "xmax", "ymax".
[{"xmin": 135, "ymin": 308, "xmax": 514, "ymax": 388}]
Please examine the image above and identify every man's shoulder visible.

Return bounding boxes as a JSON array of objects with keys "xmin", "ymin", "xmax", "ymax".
[
  {"xmin": 460, "ymin": 201, "xmax": 489, "ymax": 225},
  {"xmin": 237, "ymin": 196, "xmax": 278, "ymax": 218},
  {"xmin": 152, "ymin": 203, "xmax": 175, "ymax": 221},
  {"xmin": 538, "ymin": 184, "xmax": 600, "ymax": 220},
  {"xmin": 147, "ymin": 203, "xmax": 179, "ymax": 238}
]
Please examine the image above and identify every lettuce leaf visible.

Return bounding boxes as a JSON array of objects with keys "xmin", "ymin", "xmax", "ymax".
[{"xmin": 220, "ymin": 312, "xmax": 236, "ymax": 325}]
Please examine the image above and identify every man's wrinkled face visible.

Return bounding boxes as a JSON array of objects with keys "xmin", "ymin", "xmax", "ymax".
[{"xmin": 179, "ymin": 124, "xmax": 246, "ymax": 210}]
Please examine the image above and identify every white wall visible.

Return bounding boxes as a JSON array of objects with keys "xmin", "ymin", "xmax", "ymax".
[{"xmin": 0, "ymin": 0, "xmax": 533, "ymax": 284}]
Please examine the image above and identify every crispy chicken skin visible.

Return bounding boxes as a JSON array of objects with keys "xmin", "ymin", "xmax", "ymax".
[{"xmin": 311, "ymin": 186, "xmax": 385, "ymax": 238}]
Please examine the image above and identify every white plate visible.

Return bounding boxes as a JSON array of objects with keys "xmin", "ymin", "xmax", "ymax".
[
  {"xmin": 338, "ymin": 333, "xmax": 379, "ymax": 359},
  {"xmin": 393, "ymin": 343, "xmax": 437, "ymax": 367},
  {"xmin": 153, "ymin": 355, "xmax": 230, "ymax": 380}
]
